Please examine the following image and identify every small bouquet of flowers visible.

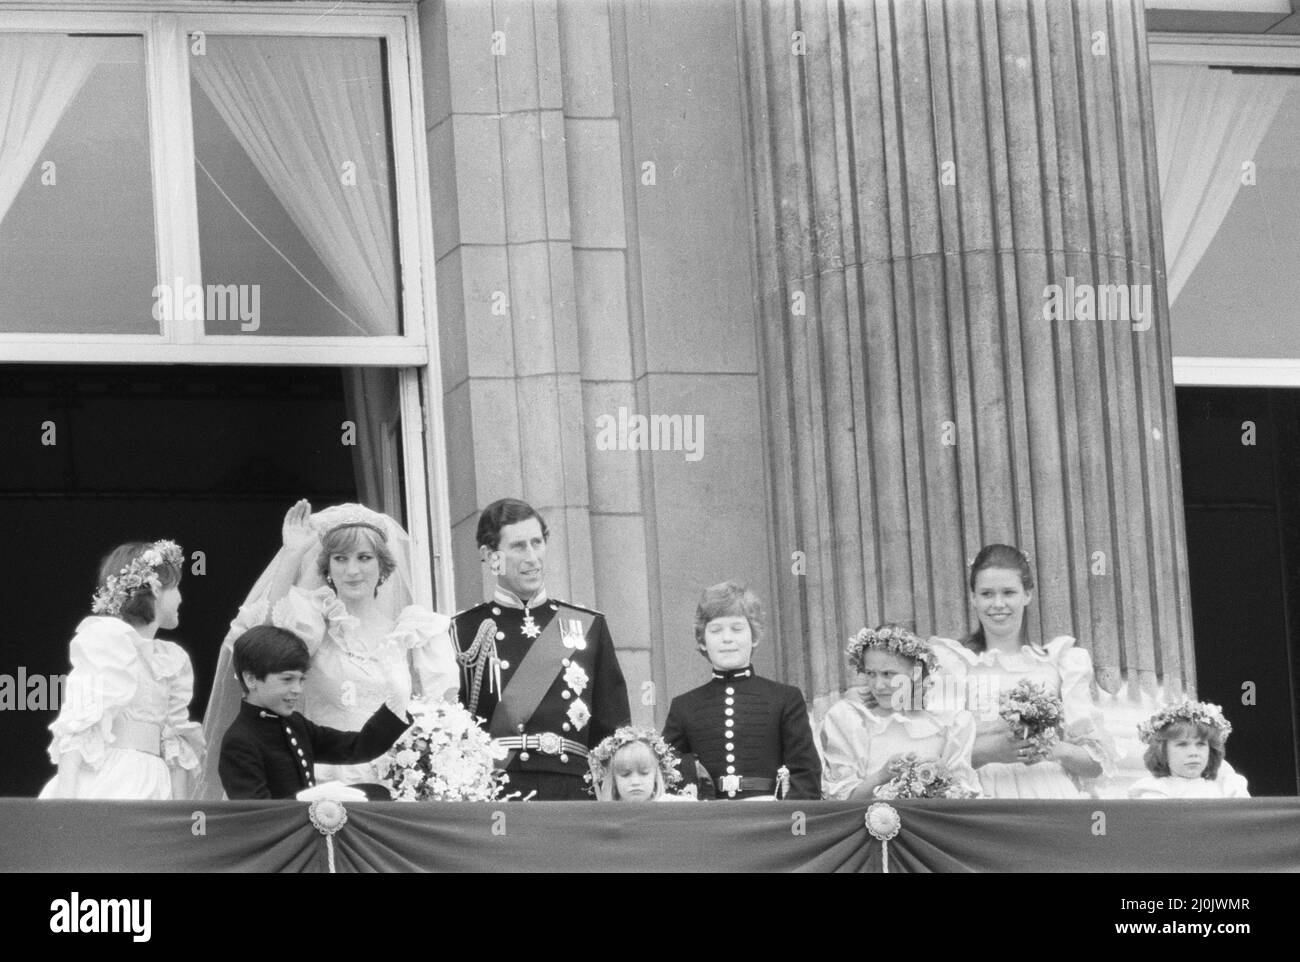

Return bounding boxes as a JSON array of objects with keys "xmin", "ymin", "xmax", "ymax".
[
  {"xmin": 872, "ymin": 752, "xmax": 978, "ymax": 799},
  {"xmin": 377, "ymin": 697, "xmax": 509, "ymax": 802},
  {"xmin": 999, "ymin": 679, "xmax": 1064, "ymax": 761}
]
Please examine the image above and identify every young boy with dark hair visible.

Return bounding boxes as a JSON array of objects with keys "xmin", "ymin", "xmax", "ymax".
[{"xmin": 218, "ymin": 625, "xmax": 412, "ymax": 800}]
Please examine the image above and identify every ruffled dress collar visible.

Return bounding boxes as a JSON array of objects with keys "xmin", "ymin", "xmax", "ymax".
[
  {"xmin": 76, "ymin": 615, "xmax": 180, "ymax": 680},
  {"xmin": 935, "ymin": 634, "xmax": 1075, "ymax": 669},
  {"xmin": 304, "ymin": 586, "xmax": 367, "ymax": 653}
]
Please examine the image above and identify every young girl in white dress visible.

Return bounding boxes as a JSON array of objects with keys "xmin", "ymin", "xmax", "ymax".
[
  {"xmin": 1129, "ymin": 700, "xmax": 1250, "ymax": 798},
  {"xmin": 199, "ymin": 501, "xmax": 457, "ymax": 795},
  {"xmin": 934, "ymin": 544, "xmax": 1111, "ymax": 799},
  {"xmin": 818, "ymin": 624, "xmax": 979, "ymax": 800},
  {"xmin": 41, "ymin": 541, "xmax": 205, "ymax": 800},
  {"xmin": 587, "ymin": 727, "xmax": 694, "ymax": 801}
]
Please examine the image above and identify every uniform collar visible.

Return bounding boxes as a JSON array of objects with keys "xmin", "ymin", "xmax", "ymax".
[
  {"xmin": 240, "ymin": 699, "xmax": 292, "ymax": 723},
  {"xmin": 493, "ymin": 585, "xmax": 549, "ymax": 610},
  {"xmin": 711, "ymin": 666, "xmax": 754, "ymax": 681}
]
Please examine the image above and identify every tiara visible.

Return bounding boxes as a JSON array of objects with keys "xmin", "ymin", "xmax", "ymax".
[
  {"xmin": 1137, "ymin": 699, "xmax": 1232, "ymax": 745},
  {"xmin": 846, "ymin": 624, "xmax": 938, "ymax": 675},
  {"xmin": 585, "ymin": 726, "xmax": 683, "ymax": 795},
  {"xmin": 91, "ymin": 540, "xmax": 185, "ymax": 617},
  {"xmin": 314, "ymin": 505, "xmax": 389, "ymax": 543}
]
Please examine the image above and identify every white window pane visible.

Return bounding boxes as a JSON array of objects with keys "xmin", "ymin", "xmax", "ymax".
[
  {"xmin": 0, "ymin": 34, "xmax": 157, "ymax": 335},
  {"xmin": 191, "ymin": 35, "xmax": 401, "ymax": 337}
]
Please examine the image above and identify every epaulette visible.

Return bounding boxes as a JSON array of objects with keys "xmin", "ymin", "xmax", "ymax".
[
  {"xmin": 452, "ymin": 600, "xmax": 493, "ymax": 619},
  {"xmin": 550, "ymin": 598, "xmax": 602, "ymax": 617}
]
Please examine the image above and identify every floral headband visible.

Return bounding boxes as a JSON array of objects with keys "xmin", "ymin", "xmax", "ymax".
[
  {"xmin": 846, "ymin": 624, "xmax": 938, "ymax": 675},
  {"xmin": 585, "ymin": 726, "xmax": 683, "ymax": 794},
  {"xmin": 1137, "ymin": 699, "xmax": 1232, "ymax": 745},
  {"xmin": 91, "ymin": 540, "xmax": 185, "ymax": 617}
]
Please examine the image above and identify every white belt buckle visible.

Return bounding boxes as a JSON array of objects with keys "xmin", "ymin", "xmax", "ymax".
[
  {"xmin": 720, "ymin": 774, "xmax": 742, "ymax": 797},
  {"xmin": 536, "ymin": 732, "xmax": 563, "ymax": 755}
]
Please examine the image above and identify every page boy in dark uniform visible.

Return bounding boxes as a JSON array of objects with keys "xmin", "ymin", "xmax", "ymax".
[
  {"xmin": 662, "ymin": 581, "xmax": 822, "ymax": 800},
  {"xmin": 453, "ymin": 498, "xmax": 630, "ymax": 800},
  {"xmin": 218, "ymin": 625, "xmax": 412, "ymax": 800}
]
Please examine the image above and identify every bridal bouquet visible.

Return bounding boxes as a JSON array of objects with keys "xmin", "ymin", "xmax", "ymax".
[
  {"xmin": 377, "ymin": 698, "xmax": 509, "ymax": 802},
  {"xmin": 873, "ymin": 752, "xmax": 978, "ymax": 799},
  {"xmin": 999, "ymin": 679, "xmax": 1064, "ymax": 761}
]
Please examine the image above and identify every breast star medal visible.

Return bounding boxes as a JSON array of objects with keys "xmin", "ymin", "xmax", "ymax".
[{"xmin": 521, "ymin": 606, "xmax": 541, "ymax": 640}]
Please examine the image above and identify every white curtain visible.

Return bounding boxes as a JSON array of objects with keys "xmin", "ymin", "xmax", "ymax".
[
  {"xmin": 1153, "ymin": 64, "xmax": 1294, "ymax": 306},
  {"xmin": 0, "ymin": 35, "xmax": 110, "ymax": 225},
  {"xmin": 191, "ymin": 37, "xmax": 398, "ymax": 335}
]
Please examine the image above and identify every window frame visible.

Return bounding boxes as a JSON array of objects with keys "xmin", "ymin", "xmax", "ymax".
[
  {"xmin": 0, "ymin": 3, "xmax": 431, "ymax": 367},
  {"xmin": 0, "ymin": 2, "xmax": 454, "ymax": 610}
]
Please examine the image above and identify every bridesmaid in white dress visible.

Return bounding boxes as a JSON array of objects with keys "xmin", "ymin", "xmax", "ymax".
[
  {"xmin": 1128, "ymin": 700, "xmax": 1250, "ymax": 798},
  {"xmin": 41, "ymin": 541, "xmax": 205, "ymax": 800},
  {"xmin": 818, "ymin": 624, "xmax": 979, "ymax": 800},
  {"xmin": 934, "ymin": 544, "xmax": 1110, "ymax": 799},
  {"xmin": 207, "ymin": 501, "xmax": 457, "ymax": 788}
]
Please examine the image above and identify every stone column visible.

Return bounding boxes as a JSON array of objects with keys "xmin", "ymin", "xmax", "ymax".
[{"xmin": 739, "ymin": 0, "xmax": 1193, "ymax": 709}]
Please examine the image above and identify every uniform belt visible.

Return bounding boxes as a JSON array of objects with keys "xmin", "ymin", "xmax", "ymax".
[
  {"xmin": 714, "ymin": 775, "xmax": 775, "ymax": 798},
  {"xmin": 497, "ymin": 733, "xmax": 589, "ymax": 760},
  {"xmin": 111, "ymin": 717, "xmax": 162, "ymax": 757}
]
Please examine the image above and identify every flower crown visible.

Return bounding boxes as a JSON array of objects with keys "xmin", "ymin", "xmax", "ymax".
[
  {"xmin": 91, "ymin": 540, "xmax": 185, "ymax": 617},
  {"xmin": 1137, "ymin": 699, "xmax": 1232, "ymax": 745},
  {"xmin": 585, "ymin": 726, "xmax": 683, "ymax": 794},
  {"xmin": 846, "ymin": 624, "xmax": 938, "ymax": 675}
]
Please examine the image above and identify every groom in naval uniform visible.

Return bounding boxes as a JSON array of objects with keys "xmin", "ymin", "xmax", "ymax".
[{"xmin": 453, "ymin": 498, "xmax": 630, "ymax": 800}]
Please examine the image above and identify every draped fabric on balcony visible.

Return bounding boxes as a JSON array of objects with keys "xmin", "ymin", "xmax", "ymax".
[
  {"xmin": 738, "ymin": 0, "xmax": 1193, "ymax": 715},
  {"xmin": 0, "ymin": 35, "xmax": 110, "ymax": 226},
  {"xmin": 4, "ymin": 799, "xmax": 1298, "ymax": 872}
]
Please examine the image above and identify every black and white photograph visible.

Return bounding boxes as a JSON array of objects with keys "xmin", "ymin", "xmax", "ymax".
[{"xmin": 0, "ymin": 0, "xmax": 1298, "ymax": 903}]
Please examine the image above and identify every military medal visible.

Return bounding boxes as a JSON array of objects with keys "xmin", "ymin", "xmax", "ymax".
[
  {"xmin": 560, "ymin": 618, "xmax": 587, "ymax": 650},
  {"xmin": 521, "ymin": 605, "xmax": 541, "ymax": 640}
]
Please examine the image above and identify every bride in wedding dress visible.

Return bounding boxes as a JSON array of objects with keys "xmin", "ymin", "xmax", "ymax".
[{"xmin": 198, "ymin": 501, "xmax": 456, "ymax": 799}]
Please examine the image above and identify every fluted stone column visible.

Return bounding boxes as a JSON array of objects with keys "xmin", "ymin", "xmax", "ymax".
[{"xmin": 740, "ymin": 0, "xmax": 1192, "ymax": 710}]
